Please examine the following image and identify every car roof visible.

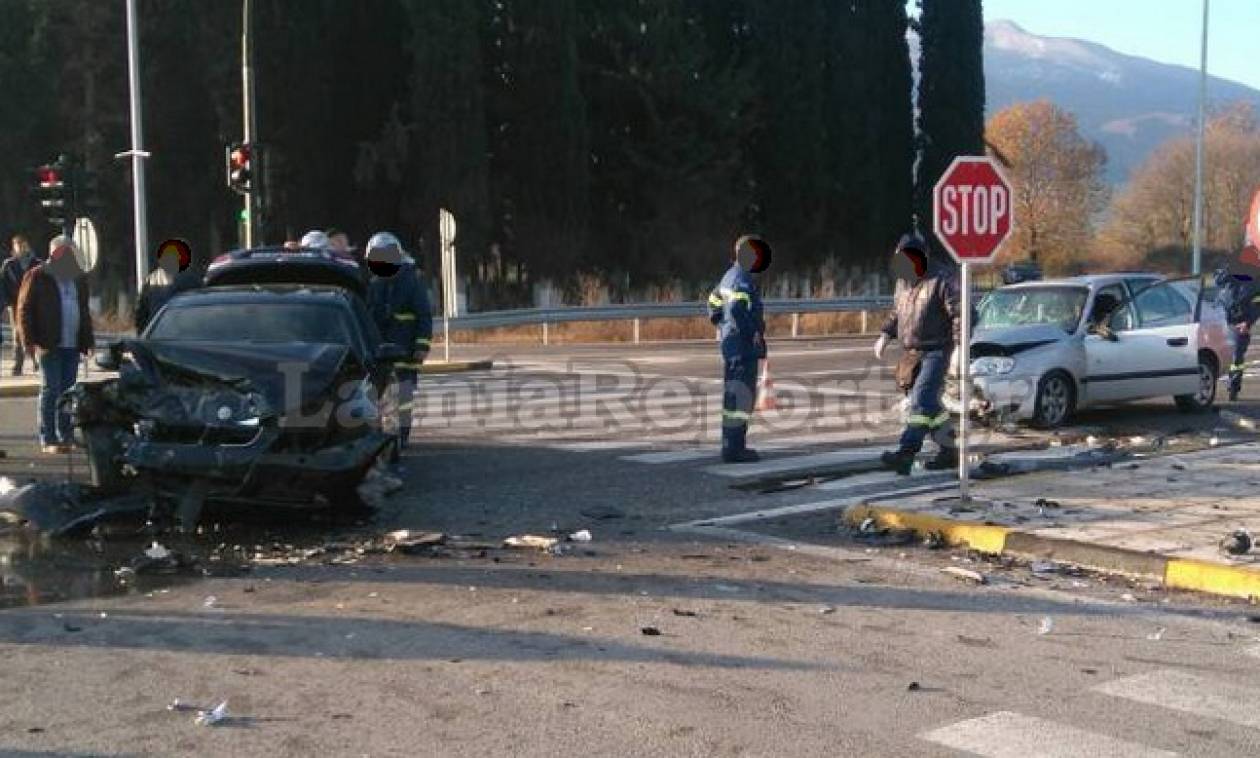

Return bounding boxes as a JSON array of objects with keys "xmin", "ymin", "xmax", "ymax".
[
  {"xmin": 999, "ymin": 273, "xmax": 1162, "ymax": 290},
  {"xmin": 167, "ymin": 284, "xmax": 358, "ymax": 306},
  {"xmin": 204, "ymin": 246, "xmax": 366, "ymax": 295}
]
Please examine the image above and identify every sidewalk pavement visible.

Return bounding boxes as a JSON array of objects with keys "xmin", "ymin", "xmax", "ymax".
[
  {"xmin": 846, "ymin": 442, "xmax": 1260, "ymax": 600},
  {"xmin": 0, "ymin": 359, "xmax": 493, "ymax": 398}
]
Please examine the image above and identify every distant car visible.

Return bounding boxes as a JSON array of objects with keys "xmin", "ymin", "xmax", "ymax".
[
  {"xmin": 954, "ymin": 273, "xmax": 1232, "ymax": 428},
  {"xmin": 67, "ymin": 247, "xmax": 404, "ymax": 520},
  {"xmin": 1000, "ymin": 261, "xmax": 1042, "ymax": 285}
]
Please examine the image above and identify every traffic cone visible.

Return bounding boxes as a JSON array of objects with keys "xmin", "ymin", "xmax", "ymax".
[{"xmin": 755, "ymin": 359, "xmax": 777, "ymax": 411}]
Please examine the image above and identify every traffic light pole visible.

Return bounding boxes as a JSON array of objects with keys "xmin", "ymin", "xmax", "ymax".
[
  {"xmin": 124, "ymin": 0, "xmax": 150, "ymax": 290},
  {"xmin": 241, "ymin": 0, "xmax": 258, "ymax": 247}
]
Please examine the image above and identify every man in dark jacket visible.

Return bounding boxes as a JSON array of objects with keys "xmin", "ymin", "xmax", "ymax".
[
  {"xmin": 365, "ymin": 231, "xmax": 433, "ymax": 450},
  {"xmin": 875, "ymin": 233, "xmax": 962, "ymax": 475},
  {"xmin": 707, "ymin": 234, "xmax": 770, "ymax": 463},
  {"xmin": 0, "ymin": 234, "xmax": 38, "ymax": 375},
  {"xmin": 135, "ymin": 238, "xmax": 198, "ymax": 332},
  {"xmin": 1215, "ymin": 248, "xmax": 1260, "ymax": 401},
  {"xmin": 16, "ymin": 236, "xmax": 94, "ymax": 453}
]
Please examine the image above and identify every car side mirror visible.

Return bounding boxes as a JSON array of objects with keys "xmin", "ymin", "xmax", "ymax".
[{"xmin": 375, "ymin": 343, "xmax": 407, "ymax": 363}]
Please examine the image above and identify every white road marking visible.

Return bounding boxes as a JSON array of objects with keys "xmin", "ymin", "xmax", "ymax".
[
  {"xmin": 920, "ymin": 711, "xmax": 1176, "ymax": 758},
  {"xmin": 701, "ymin": 447, "xmax": 888, "ymax": 478},
  {"xmin": 1094, "ymin": 669, "xmax": 1260, "ymax": 729},
  {"xmin": 668, "ymin": 482, "xmax": 952, "ymax": 529}
]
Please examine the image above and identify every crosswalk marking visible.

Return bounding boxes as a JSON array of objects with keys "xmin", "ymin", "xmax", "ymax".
[
  {"xmin": 1093, "ymin": 669, "xmax": 1260, "ymax": 729},
  {"xmin": 702, "ymin": 447, "xmax": 889, "ymax": 478},
  {"xmin": 920, "ymin": 711, "xmax": 1176, "ymax": 758}
]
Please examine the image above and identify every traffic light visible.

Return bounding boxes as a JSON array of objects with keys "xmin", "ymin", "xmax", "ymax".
[
  {"xmin": 226, "ymin": 142, "xmax": 252, "ymax": 194},
  {"xmin": 35, "ymin": 156, "xmax": 73, "ymax": 231}
]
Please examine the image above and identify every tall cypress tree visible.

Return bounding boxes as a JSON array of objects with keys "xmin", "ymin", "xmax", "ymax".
[{"xmin": 914, "ymin": 0, "xmax": 985, "ymax": 240}]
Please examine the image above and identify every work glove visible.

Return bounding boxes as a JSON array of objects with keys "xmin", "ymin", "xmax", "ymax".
[{"xmin": 873, "ymin": 333, "xmax": 889, "ymax": 360}]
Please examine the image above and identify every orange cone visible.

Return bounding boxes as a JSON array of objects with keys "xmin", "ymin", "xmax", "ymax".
[{"xmin": 755, "ymin": 359, "xmax": 777, "ymax": 411}]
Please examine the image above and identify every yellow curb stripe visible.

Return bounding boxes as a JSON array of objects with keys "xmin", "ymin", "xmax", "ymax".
[
  {"xmin": 844, "ymin": 505, "xmax": 1010, "ymax": 555},
  {"xmin": 1164, "ymin": 558, "xmax": 1260, "ymax": 600}
]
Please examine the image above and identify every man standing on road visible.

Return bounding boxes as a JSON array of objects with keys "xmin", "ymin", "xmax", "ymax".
[
  {"xmin": 1, "ymin": 234, "xmax": 38, "ymax": 376},
  {"xmin": 708, "ymin": 234, "xmax": 770, "ymax": 464},
  {"xmin": 135, "ymin": 238, "xmax": 197, "ymax": 333},
  {"xmin": 1216, "ymin": 248, "xmax": 1260, "ymax": 401},
  {"xmin": 364, "ymin": 232, "xmax": 433, "ymax": 453},
  {"xmin": 16, "ymin": 236, "xmax": 94, "ymax": 454},
  {"xmin": 874, "ymin": 233, "xmax": 962, "ymax": 476}
]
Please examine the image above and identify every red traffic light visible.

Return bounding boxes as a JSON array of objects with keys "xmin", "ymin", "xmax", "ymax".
[
  {"xmin": 230, "ymin": 145, "xmax": 251, "ymax": 169},
  {"xmin": 37, "ymin": 166, "xmax": 62, "ymax": 188}
]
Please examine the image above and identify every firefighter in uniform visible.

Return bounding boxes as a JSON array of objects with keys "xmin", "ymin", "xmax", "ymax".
[
  {"xmin": 365, "ymin": 232, "xmax": 433, "ymax": 451},
  {"xmin": 708, "ymin": 234, "xmax": 771, "ymax": 464},
  {"xmin": 874, "ymin": 233, "xmax": 963, "ymax": 476}
]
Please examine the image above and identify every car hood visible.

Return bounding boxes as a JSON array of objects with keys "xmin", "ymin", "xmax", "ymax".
[
  {"xmin": 121, "ymin": 340, "xmax": 352, "ymax": 415},
  {"xmin": 971, "ymin": 324, "xmax": 1071, "ymax": 357}
]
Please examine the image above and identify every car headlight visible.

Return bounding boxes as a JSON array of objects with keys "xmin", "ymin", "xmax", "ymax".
[{"xmin": 971, "ymin": 356, "xmax": 1015, "ymax": 376}]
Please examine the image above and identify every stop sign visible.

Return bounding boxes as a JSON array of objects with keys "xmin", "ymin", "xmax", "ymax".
[{"xmin": 933, "ymin": 156, "xmax": 1014, "ymax": 264}]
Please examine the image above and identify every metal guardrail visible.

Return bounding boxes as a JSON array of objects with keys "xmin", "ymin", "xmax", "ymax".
[{"xmin": 0, "ymin": 295, "xmax": 892, "ymax": 354}]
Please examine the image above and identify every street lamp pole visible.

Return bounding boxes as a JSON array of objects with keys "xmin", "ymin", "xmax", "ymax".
[
  {"xmin": 242, "ymin": 0, "xmax": 258, "ymax": 247},
  {"xmin": 123, "ymin": 0, "xmax": 150, "ymax": 294},
  {"xmin": 1191, "ymin": 0, "xmax": 1210, "ymax": 276}
]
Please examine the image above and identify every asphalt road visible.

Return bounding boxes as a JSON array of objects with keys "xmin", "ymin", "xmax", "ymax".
[{"xmin": 3, "ymin": 336, "xmax": 1260, "ymax": 756}]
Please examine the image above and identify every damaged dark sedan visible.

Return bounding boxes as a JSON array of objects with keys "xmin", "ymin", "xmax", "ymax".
[{"xmin": 66, "ymin": 248, "xmax": 406, "ymax": 525}]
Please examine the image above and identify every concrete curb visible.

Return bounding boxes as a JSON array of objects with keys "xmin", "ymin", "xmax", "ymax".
[
  {"xmin": 0, "ymin": 360, "xmax": 494, "ymax": 399},
  {"xmin": 842, "ymin": 504, "xmax": 1260, "ymax": 601}
]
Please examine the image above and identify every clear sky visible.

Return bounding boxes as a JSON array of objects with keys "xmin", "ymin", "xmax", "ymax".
[{"xmin": 982, "ymin": 0, "xmax": 1260, "ymax": 91}]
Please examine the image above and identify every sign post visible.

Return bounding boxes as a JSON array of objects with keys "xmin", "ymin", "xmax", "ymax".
[
  {"xmin": 932, "ymin": 156, "xmax": 1015, "ymax": 501},
  {"xmin": 439, "ymin": 208, "xmax": 458, "ymax": 364}
]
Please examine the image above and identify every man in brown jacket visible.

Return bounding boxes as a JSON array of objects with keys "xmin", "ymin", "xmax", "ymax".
[{"xmin": 16, "ymin": 236, "xmax": 93, "ymax": 453}]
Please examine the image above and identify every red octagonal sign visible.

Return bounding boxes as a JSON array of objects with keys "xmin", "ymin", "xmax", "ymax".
[{"xmin": 933, "ymin": 156, "xmax": 1014, "ymax": 265}]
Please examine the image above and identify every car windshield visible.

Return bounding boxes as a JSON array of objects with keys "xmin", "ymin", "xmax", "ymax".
[
  {"xmin": 146, "ymin": 301, "xmax": 354, "ymax": 344},
  {"xmin": 977, "ymin": 286, "xmax": 1088, "ymax": 333}
]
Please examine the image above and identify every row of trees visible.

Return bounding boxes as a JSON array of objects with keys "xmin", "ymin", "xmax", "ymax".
[
  {"xmin": 984, "ymin": 99, "xmax": 1260, "ymax": 276},
  {"xmin": 0, "ymin": 0, "xmax": 986, "ymax": 309}
]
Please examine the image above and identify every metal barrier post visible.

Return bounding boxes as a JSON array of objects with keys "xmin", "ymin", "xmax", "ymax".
[
  {"xmin": 542, "ymin": 321, "xmax": 549, "ymax": 346},
  {"xmin": 860, "ymin": 310, "xmax": 869, "ymax": 334},
  {"xmin": 633, "ymin": 318, "xmax": 641, "ymax": 344},
  {"xmin": 791, "ymin": 313, "xmax": 800, "ymax": 338}
]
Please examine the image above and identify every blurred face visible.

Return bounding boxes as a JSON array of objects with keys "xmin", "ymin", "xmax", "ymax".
[
  {"xmin": 365, "ymin": 243, "xmax": 402, "ymax": 278},
  {"xmin": 11, "ymin": 237, "xmax": 29, "ymax": 256},
  {"xmin": 1226, "ymin": 245, "xmax": 1260, "ymax": 283},
  {"xmin": 329, "ymin": 233, "xmax": 349, "ymax": 253},
  {"xmin": 733, "ymin": 235, "xmax": 772, "ymax": 275},
  {"xmin": 891, "ymin": 247, "xmax": 928, "ymax": 285},
  {"xmin": 47, "ymin": 244, "xmax": 82, "ymax": 282}
]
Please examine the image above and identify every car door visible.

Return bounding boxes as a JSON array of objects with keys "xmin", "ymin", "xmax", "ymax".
[{"xmin": 1084, "ymin": 280, "xmax": 1199, "ymax": 402}]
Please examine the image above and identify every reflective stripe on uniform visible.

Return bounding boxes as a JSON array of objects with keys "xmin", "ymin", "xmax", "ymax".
[
  {"xmin": 415, "ymin": 338, "xmax": 432, "ymax": 347},
  {"xmin": 708, "ymin": 293, "xmax": 724, "ymax": 307},
  {"xmin": 394, "ymin": 313, "xmax": 417, "ymax": 321},
  {"xmin": 928, "ymin": 411, "xmax": 951, "ymax": 428},
  {"xmin": 906, "ymin": 414, "xmax": 932, "ymax": 428},
  {"xmin": 1231, "ymin": 363, "xmax": 1247, "ymax": 371},
  {"xmin": 719, "ymin": 287, "xmax": 751, "ymax": 305},
  {"xmin": 722, "ymin": 409, "xmax": 751, "ymax": 422}
]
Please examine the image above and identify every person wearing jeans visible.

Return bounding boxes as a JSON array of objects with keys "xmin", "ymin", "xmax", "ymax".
[{"xmin": 15, "ymin": 236, "xmax": 93, "ymax": 453}]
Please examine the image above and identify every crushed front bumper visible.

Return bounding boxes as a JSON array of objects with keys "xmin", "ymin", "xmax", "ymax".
[{"xmin": 943, "ymin": 376, "xmax": 1038, "ymax": 421}]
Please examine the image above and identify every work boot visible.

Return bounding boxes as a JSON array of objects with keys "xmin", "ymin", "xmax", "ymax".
[
  {"xmin": 880, "ymin": 449, "xmax": 916, "ymax": 476},
  {"xmin": 1229, "ymin": 385, "xmax": 1241, "ymax": 402},
  {"xmin": 722, "ymin": 448, "xmax": 761, "ymax": 464},
  {"xmin": 924, "ymin": 447, "xmax": 959, "ymax": 471}
]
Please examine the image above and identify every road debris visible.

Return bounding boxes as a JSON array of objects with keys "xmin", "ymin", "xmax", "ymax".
[
  {"xmin": 818, "ymin": 606, "xmax": 837, "ymax": 615},
  {"xmin": 906, "ymin": 681, "xmax": 921, "ymax": 692},
  {"xmin": 0, "ymin": 477, "xmax": 15, "ymax": 496},
  {"xmin": 672, "ymin": 609, "xmax": 699, "ymax": 617},
  {"xmin": 923, "ymin": 531, "xmax": 946, "ymax": 550},
  {"xmin": 1037, "ymin": 617, "xmax": 1054, "ymax": 635},
  {"xmin": 1221, "ymin": 529, "xmax": 1253, "ymax": 556},
  {"xmin": 1030, "ymin": 560, "xmax": 1060, "ymax": 575},
  {"xmin": 386, "ymin": 530, "xmax": 448, "ymax": 554},
  {"xmin": 194, "ymin": 701, "xmax": 229, "ymax": 726},
  {"xmin": 1147, "ymin": 627, "xmax": 1167, "ymax": 641},
  {"xmin": 640, "ymin": 626, "xmax": 662, "ymax": 636},
  {"xmin": 940, "ymin": 566, "xmax": 987, "ymax": 585},
  {"xmin": 167, "ymin": 699, "xmax": 193, "ymax": 712},
  {"xmin": 569, "ymin": 529, "xmax": 593, "ymax": 543},
  {"xmin": 203, "ymin": 596, "xmax": 219, "ymax": 609},
  {"xmin": 503, "ymin": 535, "xmax": 561, "ymax": 551}
]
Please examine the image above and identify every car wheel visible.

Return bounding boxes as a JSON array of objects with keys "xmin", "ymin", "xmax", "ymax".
[
  {"xmin": 1033, "ymin": 371, "xmax": 1074, "ymax": 429},
  {"xmin": 1175, "ymin": 354, "xmax": 1217, "ymax": 412}
]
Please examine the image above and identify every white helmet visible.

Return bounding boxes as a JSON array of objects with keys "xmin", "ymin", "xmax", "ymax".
[
  {"xmin": 365, "ymin": 231, "xmax": 402, "ymax": 254},
  {"xmin": 300, "ymin": 229, "xmax": 331, "ymax": 249}
]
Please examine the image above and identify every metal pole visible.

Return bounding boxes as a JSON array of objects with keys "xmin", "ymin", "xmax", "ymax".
[
  {"xmin": 1191, "ymin": 0, "xmax": 1210, "ymax": 276},
  {"xmin": 124, "ymin": 0, "xmax": 149, "ymax": 293},
  {"xmin": 241, "ymin": 0, "xmax": 257, "ymax": 247},
  {"xmin": 958, "ymin": 262, "xmax": 971, "ymax": 501}
]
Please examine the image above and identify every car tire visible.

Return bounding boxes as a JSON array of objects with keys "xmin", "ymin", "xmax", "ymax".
[
  {"xmin": 1032, "ymin": 371, "xmax": 1075, "ymax": 429},
  {"xmin": 1175, "ymin": 353, "xmax": 1217, "ymax": 413}
]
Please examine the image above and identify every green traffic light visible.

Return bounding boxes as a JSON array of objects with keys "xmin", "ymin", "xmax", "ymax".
[{"xmin": 239, "ymin": 208, "xmax": 249, "ymax": 221}]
